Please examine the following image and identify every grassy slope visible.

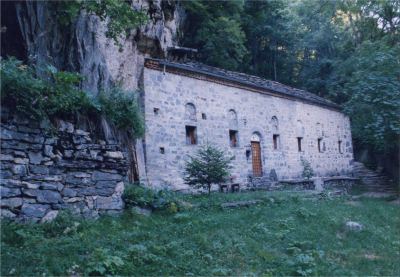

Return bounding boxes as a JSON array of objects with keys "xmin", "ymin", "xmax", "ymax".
[{"xmin": 1, "ymin": 191, "xmax": 399, "ymax": 276}]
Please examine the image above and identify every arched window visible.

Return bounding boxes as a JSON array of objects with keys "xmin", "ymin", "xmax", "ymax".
[
  {"xmin": 316, "ymin": 122, "xmax": 323, "ymax": 138},
  {"xmin": 185, "ymin": 103, "xmax": 196, "ymax": 121},
  {"xmin": 251, "ymin": 132, "xmax": 261, "ymax": 142},
  {"xmin": 228, "ymin": 109, "xmax": 238, "ymax": 128},
  {"xmin": 296, "ymin": 120, "xmax": 304, "ymax": 137},
  {"xmin": 271, "ymin": 116, "xmax": 279, "ymax": 134},
  {"xmin": 271, "ymin": 116, "xmax": 280, "ymax": 150}
]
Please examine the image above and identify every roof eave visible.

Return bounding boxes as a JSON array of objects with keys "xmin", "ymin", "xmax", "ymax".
[{"xmin": 145, "ymin": 58, "xmax": 342, "ymax": 112}]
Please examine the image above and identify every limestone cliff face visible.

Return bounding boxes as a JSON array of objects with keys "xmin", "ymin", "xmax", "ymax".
[{"xmin": 12, "ymin": 0, "xmax": 184, "ymax": 94}]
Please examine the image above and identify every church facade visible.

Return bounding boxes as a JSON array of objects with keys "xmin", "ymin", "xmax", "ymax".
[{"xmin": 140, "ymin": 58, "xmax": 354, "ymax": 190}]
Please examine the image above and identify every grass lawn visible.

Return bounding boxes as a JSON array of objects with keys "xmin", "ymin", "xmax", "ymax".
[{"xmin": 1, "ymin": 191, "xmax": 399, "ymax": 276}]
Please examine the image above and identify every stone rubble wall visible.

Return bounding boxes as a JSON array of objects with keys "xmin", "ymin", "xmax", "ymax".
[{"xmin": 1, "ymin": 113, "xmax": 129, "ymax": 222}]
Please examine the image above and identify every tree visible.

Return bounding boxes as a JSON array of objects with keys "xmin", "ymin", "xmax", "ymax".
[
  {"xmin": 333, "ymin": 39, "xmax": 400, "ymax": 154},
  {"xmin": 184, "ymin": 145, "xmax": 233, "ymax": 194},
  {"xmin": 182, "ymin": 0, "xmax": 247, "ymax": 70}
]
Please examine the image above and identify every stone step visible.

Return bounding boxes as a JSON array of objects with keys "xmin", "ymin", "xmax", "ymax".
[{"xmin": 352, "ymin": 161, "xmax": 395, "ymax": 193}]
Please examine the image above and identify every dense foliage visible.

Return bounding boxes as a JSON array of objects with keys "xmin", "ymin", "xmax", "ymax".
[
  {"xmin": 183, "ymin": 0, "xmax": 400, "ymax": 159},
  {"xmin": 0, "ymin": 58, "xmax": 93, "ymax": 120},
  {"xmin": 98, "ymin": 88, "xmax": 144, "ymax": 137},
  {"xmin": 184, "ymin": 145, "xmax": 233, "ymax": 194},
  {"xmin": 54, "ymin": 0, "xmax": 148, "ymax": 47},
  {"xmin": 0, "ymin": 57, "xmax": 144, "ymax": 137},
  {"xmin": 1, "ymin": 191, "xmax": 399, "ymax": 276}
]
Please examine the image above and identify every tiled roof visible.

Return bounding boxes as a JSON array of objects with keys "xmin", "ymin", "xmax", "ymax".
[{"xmin": 145, "ymin": 58, "xmax": 341, "ymax": 111}]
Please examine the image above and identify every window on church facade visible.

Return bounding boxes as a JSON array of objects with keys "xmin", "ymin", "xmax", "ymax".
[
  {"xmin": 318, "ymin": 138, "xmax": 323, "ymax": 153},
  {"xmin": 185, "ymin": 126, "xmax": 197, "ymax": 145},
  {"xmin": 228, "ymin": 109, "xmax": 238, "ymax": 128},
  {"xmin": 338, "ymin": 140, "xmax": 342, "ymax": 153},
  {"xmin": 273, "ymin": 134, "xmax": 280, "ymax": 150},
  {"xmin": 297, "ymin": 137, "xmax": 303, "ymax": 152},
  {"xmin": 185, "ymin": 103, "xmax": 196, "ymax": 121},
  {"xmin": 229, "ymin": 130, "xmax": 238, "ymax": 147}
]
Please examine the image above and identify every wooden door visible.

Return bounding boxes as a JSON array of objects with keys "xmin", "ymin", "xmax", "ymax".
[{"xmin": 251, "ymin": 141, "xmax": 263, "ymax": 177}]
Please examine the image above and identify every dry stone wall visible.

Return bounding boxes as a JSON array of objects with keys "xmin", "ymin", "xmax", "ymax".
[{"xmin": 0, "ymin": 112, "xmax": 128, "ymax": 222}]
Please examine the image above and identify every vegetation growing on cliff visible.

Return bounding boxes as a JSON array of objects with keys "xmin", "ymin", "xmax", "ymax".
[
  {"xmin": 54, "ymin": 0, "xmax": 148, "ymax": 46},
  {"xmin": 0, "ymin": 57, "xmax": 144, "ymax": 137}
]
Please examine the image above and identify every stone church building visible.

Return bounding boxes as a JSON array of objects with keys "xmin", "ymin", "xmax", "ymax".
[{"xmin": 140, "ymin": 58, "xmax": 353, "ymax": 190}]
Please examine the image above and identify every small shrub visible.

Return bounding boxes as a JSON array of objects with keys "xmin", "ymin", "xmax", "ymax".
[
  {"xmin": 98, "ymin": 88, "xmax": 144, "ymax": 137},
  {"xmin": 122, "ymin": 184, "xmax": 157, "ymax": 208},
  {"xmin": 301, "ymin": 157, "xmax": 314, "ymax": 180},
  {"xmin": 42, "ymin": 211, "xmax": 81, "ymax": 238},
  {"xmin": 86, "ymin": 248, "xmax": 125, "ymax": 276},
  {"xmin": 184, "ymin": 144, "xmax": 233, "ymax": 194},
  {"xmin": 122, "ymin": 183, "xmax": 181, "ymax": 211},
  {"xmin": 166, "ymin": 202, "xmax": 178, "ymax": 214}
]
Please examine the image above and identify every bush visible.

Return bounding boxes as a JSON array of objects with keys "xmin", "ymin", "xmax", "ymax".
[
  {"xmin": 0, "ymin": 58, "xmax": 94, "ymax": 120},
  {"xmin": 122, "ymin": 184, "xmax": 158, "ymax": 208},
  {"xmin": 184, "ymin": 144, "xmax": 233, "ymax": 194},
  {"xmin": 301, "ymin": 157, "xmax": 314, "ymax": 180},
  {"xmin": 122, "ymin": 183, "xmax": 181, "ymax": 212},
  {"xmin": 41, "ymin": 211, "xmax": 81, "ymax": 238},
  {"xmin": 0, "ymin": 57, "xmax": 144, "ymax": 136},
  {"xmin": 99, "ymin": 88, "xmax": 144, "ymax": 137}
]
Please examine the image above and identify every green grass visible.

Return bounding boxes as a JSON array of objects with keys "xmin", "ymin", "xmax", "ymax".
[{"xmin": 1, "ymin": 191, "xmax": 399, "ymax": 276}]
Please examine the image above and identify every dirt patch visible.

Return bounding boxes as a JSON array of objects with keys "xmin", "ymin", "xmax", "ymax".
[{"xmin": 345, "ymin": 201, "xmax": 362, "ymax": 207}]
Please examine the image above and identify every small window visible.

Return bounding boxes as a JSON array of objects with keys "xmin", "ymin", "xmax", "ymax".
[
  {"xmin": 185, "ymin": 126, "xmax": 197, "ymax": 145},
  {"xmin": 229, "ymin": 130, "xmax": 238, "ymax": 147},
  {"xmin": 273, "ymin": 134, "xmax": 280, "ymax": 150},
  {"xmin": 159, "ymin": 147, "xmax": 165, "ymax": 154},
  {"xmin": 297, "ymin": 137, "xmax": 302, "ymax": 152},
  {"xmin": 202, "ymin": 113, "xmax": 207, "ymax": 120},
  {"xmin": 318, "ymin": 138, "xmax": 323, "ymax": 153},
  {"xmin": 153, "ymin": 108, "xmax": 159, "ymax": 115},
  {"xmin": 338, "ymin": 140, "xmax": 342, "ymax": 154}
]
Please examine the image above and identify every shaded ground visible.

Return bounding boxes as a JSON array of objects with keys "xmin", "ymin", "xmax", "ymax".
[{"xmin": 1, "ymin": 191, "xmax": 399, "ymax": 276}]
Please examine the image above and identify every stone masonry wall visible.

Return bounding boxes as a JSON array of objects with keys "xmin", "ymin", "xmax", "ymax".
[
  {"xmin": 143, "ymin": 68, "xmax": 354, "ymax": 190},
  {"xmin": 1, "ymin": 112, "xmax": 128, "ymax": 222}
]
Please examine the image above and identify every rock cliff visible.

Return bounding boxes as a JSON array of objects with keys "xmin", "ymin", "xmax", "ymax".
[{"xmin": 4, "ymin": 0, "xmax": 184, "ymax": 93}]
